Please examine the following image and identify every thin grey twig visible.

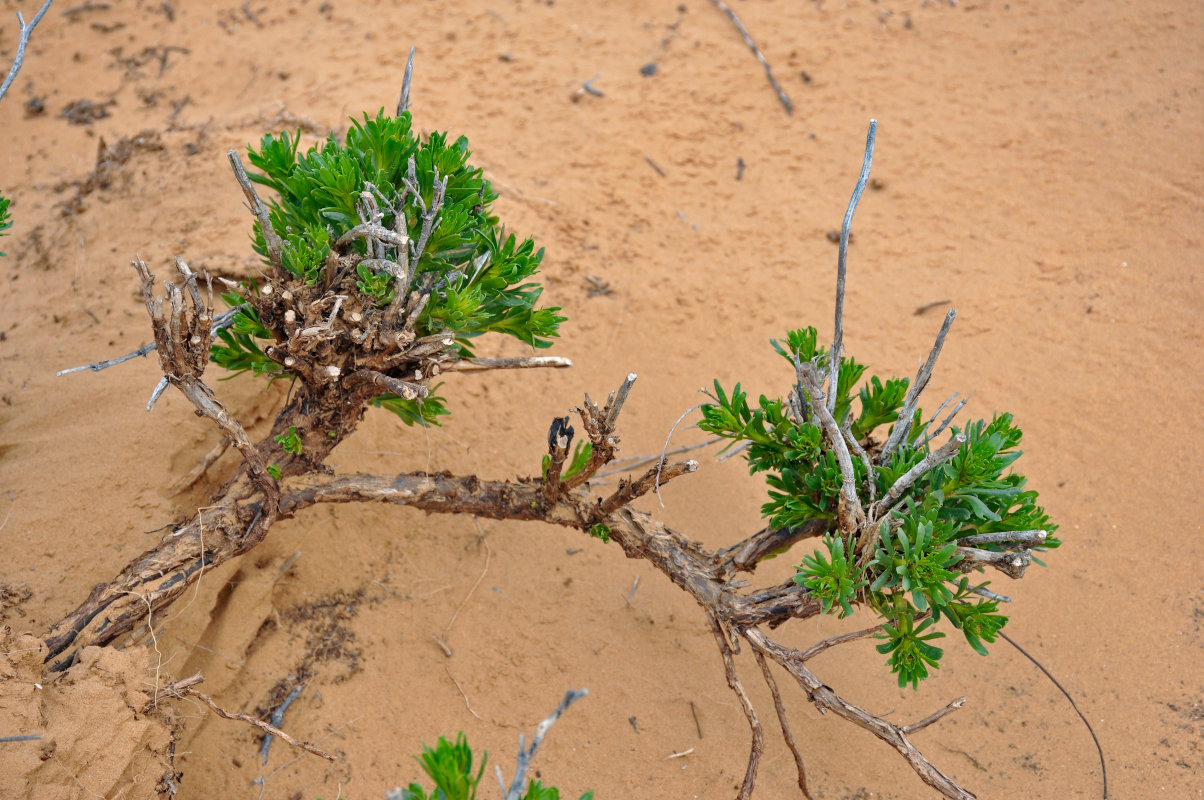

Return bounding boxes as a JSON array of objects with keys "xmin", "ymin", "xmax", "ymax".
[
  {"xmin": 593, "ymin": 437, "xmax": 722, "ymax": 480},
  {"xmin": 57, "ymin": 307, "xmax": 241, "ymax": 376},
  {"xmin": 497, "ymin": 689, "xmax": 589, "ymax": 800},
  {"xmin": 58, "ymin": 340, "xmax": 156, "ymax": 375},
  {"xmin": 920, "ymin": 394, "xmax": 971, "ymax": 448},
  {"xmin": 709, "ymin": 616, "xmax": 762, "ymax": 800},
  {"xmin": 716, "ymin": 440, "xmax": 750, "ymax": 462},
  {"xmin": 900, "ymin": 696, "xmax": 966, "ymax": 734},
  {"xmin": 796, "ymin": 624, "xmax": 885, "ymax": 662},
  {"xmin": 829, "ymin": 119, "xmax": 877, "ymax": 413},
  {"xmin": 999, "ymin": 631, "xmax": 1108, "ymax": 799},
  {"xmin": 180, "ymin": 685, "xmax": 335, "ymax": 762},
  {"xmin": 0, "ymin": 734, "xmax": 43, "ymax": 742},
  {"xmin": 145, "ymin": 376, "xmax": 169, "ymax": 411},
  {"xmin": 0, "ymin": 0, "xmax": 54, "ymax": 104},
  {"xmin": 260, "ymin": 683, "xmax": 304, "ymax": 764},
  {"xmin": 655, "ymin": 403, "xmax": 706, "ymax": 507},
  {"xmin": 914, "ymin": 391, "xmax": 958, "ymax": 443},
  {"xmin": 879, "ymin": 308, "xmax": 957, "ymax": 463},
  {"xmin": 409, "ymin": 169, "xmax": 446, "ymax": 271},
  {"xmin": 971, "ymin": 585, "xmax": 1012, "ymax": 603},
  {"xmin": 842, "ymin": 418, "xmax": 875, "ymax": 506},
  {"xmin": 708, "ymin": 0, "xmax": 792, "ymax": 114},
  {"xmin": 397, "ymin": 46, "xmax": 415, "ymax": 115},
  {"xmin": 442, "ymin": 356, "xmax": 573, "ymax": 372},
  {"xmin": 227, "ymin": 150, "xmax": 285, "ymax": 275}
]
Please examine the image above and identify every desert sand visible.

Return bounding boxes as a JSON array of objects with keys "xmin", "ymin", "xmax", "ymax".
[{"xmin": 0, "ymin": 1, "xmax": 1201, "ymax": 798}]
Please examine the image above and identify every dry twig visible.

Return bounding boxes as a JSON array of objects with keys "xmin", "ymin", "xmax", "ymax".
[
  {"xmin": 497, "ymin": 689, "xmax": 588, "ymax": 800},
  {"xmin": 0, "ymin": 0, "xmax": 53, "ymax": 104},
  {"xmin": 828, "ymin": 119, "xmax": 877, "ymax": 412},
  {"xmin": 707, "ymin": 0, "xmax": 792, "ymax": 113}
]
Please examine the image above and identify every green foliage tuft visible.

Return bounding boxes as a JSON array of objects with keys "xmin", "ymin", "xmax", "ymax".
[
  {"xmin": 274, "ymin": 426, "xmax": 303, "ymax": 455},
  {"xmin": 400, "ymin": 733, "xmax": 485, "ymax": 800},
  {"xmin": 700, "ymin": 326, "xmax": 1058, "ymax": 687},
  {"xmin": 876, "ymin": 608, "xmax": 946, "ymax": 690},
  {"xmin": 209, "ymin": 290, "xmax": 280, "ymax": 380},
  {"xmin": 0, "ymin": 191, "xmax": 11, "ymax": 257},
  {"xmin": 355, "ymin": 260, "xmax": 395, "ymax": 304},
  {"xmin": 793, "ymin": 535, "xmax": 864, "ymax": 618},
  {"xmin": 588, "ymin": 523, "xmax": 611, "ymax": 544},
  {"xmin": 241, "ymin": 110, "xmax": 564, "ymax": 348},
  {"xmin": 398, "ymin": 732, "xmax": 590, "ymax": 800}
]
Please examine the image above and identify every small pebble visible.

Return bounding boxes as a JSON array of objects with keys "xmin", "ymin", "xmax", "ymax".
[{"xmin": 640, "ymin": 62, "xmax": 657, "ymax": 77}]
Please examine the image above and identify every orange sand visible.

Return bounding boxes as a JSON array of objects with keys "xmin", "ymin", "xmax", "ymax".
[{"xmin": 1, "ymin": 1, "xmax": 1201, "ymax": 798}]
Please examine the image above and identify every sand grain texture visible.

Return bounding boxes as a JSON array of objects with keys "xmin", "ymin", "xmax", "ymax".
[{"xmin": 0, "ymin": 0, "xmax": 1201, "ymax": 798}]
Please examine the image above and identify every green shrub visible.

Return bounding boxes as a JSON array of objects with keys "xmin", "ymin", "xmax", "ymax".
[{"xmin": 699, "ymin": 325, "xmax": 1060, "ymax": 688}]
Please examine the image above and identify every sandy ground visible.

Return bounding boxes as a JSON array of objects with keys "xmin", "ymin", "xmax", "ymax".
[{"xmin": 0, "ymin": 0, "xmax": 1201, "ymax": 798}]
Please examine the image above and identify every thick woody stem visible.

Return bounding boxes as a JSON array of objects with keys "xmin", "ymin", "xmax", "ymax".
[
  {"xmin": 133, "ymin": 259, "xmax": 279, "ymax": 522},
  {"xmin": 958, "ymin": 530, "xmax": 1047, "ymax": 547},
  {"xmin": 335, "ymin": 222, "xmax": 408, "ymax": 251},
  {"xmin": 604, "ymin": 372, "xmax": 638, "ymax": 431},
  {"xmin": 560, "ymin": 373, "xmax": 637, "ymax": 491},
  {"xmin": 713, "ymin": 518, "xmax": 829, "ymax": 580}
]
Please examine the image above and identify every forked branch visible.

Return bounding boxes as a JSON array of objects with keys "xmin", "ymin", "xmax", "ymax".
[
  {"xmin": 744, "ymin": 627, "xmax": 974, "ymax": 800},
  {"xmin": 0, "ymin": 0, "xmax": 53, "ymax": 104}
]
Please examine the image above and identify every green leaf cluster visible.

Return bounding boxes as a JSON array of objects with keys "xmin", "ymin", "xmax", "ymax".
[
  {"xmin": 794, "ymin": 535, "xmax": 864, "ymax": 617},
  {"xmin": 700, "ymin": 326, "xmax": 1059, "ymax": 687},
  {"xmin": 0, "ymin": 191, "xmax": 11, "ymax": 256},
  {"xmin": 399, "ymin": 733, "xmax": 591, "ymax": 800},
  {"xmin": 274, "ymin": 425, "xmax": 303, "ymax": 455},
  {"xmin": 243, "ymin": 111, "xmax": 564, "ymax": 349},
  {"xmin": 209, "ymin": 290, "xmax": 279, "ymax": 380}
]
